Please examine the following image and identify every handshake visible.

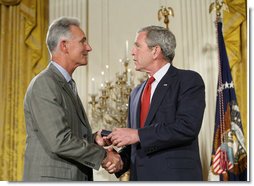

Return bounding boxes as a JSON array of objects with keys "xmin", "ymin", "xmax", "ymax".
[{"xmin": 95, "ymin": 128, "xmax": 140, "ymax": 174}]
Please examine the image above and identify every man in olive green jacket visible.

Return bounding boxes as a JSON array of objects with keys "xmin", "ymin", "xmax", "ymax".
[{"xmin": 23, "ymin": 17, "xmax": 122, "ymax": 181}]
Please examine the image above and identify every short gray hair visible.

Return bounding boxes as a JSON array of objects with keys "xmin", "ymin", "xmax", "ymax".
[
  {"xmin": 138, "ymin": 26, "xmax": 176, "ymax": 63},
  {"xmin": 46, "ymin": 16, "xmax": 80, "ymax": 54}
]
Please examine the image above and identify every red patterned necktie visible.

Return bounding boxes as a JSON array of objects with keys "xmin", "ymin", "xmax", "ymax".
[{"xmin": 140, "ymin": 76, "xmax": 155, "ymax": 128}]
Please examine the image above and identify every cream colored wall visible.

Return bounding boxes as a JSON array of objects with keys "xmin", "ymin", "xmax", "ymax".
[{"xmin": 49, "ymin": 0, "xmax": 218, "ymax": 181}]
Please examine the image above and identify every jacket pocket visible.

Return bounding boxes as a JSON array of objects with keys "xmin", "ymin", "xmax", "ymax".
[{"xmin": 40, "ymin": 166, "xmax": 72, "ymax": 180}]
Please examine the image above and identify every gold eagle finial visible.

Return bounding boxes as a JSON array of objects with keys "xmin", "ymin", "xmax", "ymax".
[
  {"xmin": 158, "ymin": 6, "xmax": 174, "ymax": 29},
  {"xmin": 209, "ymin": 0, "xmax": 229, "ymax": 19}
]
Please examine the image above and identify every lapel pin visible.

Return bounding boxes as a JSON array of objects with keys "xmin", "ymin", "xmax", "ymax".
[{"xmin": 163, "ymin": 84, "xmax": 168, "ymax": 86}]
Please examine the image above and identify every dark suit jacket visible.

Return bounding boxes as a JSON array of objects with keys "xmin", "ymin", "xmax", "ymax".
[
  {"xmin": 23, "ymin": 64, "xmax": 105, "ymax": 181},
  {"xmin": 117, "ymin": 65, "xmax": 206, "ymax": 181}
]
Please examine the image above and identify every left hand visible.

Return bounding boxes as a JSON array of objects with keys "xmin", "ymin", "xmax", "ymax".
[
  {"xmin": 95, "ymin": 129, "xmax": 110, "ymax": 146},
  {"xmin": 106, "ymin": 128, "xmax": 140, "ymax": 147}
]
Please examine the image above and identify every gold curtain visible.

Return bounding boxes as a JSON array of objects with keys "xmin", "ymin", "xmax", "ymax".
[
  {"xmin": 0, "ymin": 0, "xmax": 48, "ymax": 180},
  {"xmin": 223, "ymin": 0, "xmax": 247, "ymax": 143}
]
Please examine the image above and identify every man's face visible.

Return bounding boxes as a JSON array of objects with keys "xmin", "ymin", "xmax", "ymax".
[
  {"xmin": 131, "ymin": 32, "xmax": 154, "ymax": 72},
  {"xmin": 65, "ymin": 25, "xmax": 92, "ymax": 66}
]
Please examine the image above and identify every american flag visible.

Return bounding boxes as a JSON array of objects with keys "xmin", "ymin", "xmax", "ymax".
[{"xmin": 209, "ymin": 20, "xmax": 247, "ymax": 181}]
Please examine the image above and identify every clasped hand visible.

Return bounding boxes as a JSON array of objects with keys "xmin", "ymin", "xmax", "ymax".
[
  {"xmin": 95, "ymin": 130, "xmax": 123, "ymax": 174},
  {"xmin": 95, "ymin": 128, "xmax": 140, "ymax": 174},
  {"xmin": 101, "ymin": 147, "xmax": 123, "ymax": 173}
]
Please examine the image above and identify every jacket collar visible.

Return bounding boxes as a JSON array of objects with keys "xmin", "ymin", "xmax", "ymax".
[
  {"xmin": 47, "ymin": 63, "xmax": 90, "ymax": 129},
  {"xmin": 143, "ymin": 65, "xmax": 178, "ymax": 127}
]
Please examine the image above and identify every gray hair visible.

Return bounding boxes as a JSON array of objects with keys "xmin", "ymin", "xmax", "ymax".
[
  {"xmin": 138, "ymin": 26, "xmax": 176, "ymax": 63},
  {"xmin": 46, "ymin": 16, "xmax": 80, "ymax": 54}
]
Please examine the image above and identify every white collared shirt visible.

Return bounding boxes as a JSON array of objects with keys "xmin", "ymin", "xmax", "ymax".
[
  {"xmin": 150, "ymin": 63, "xmax": 171, "ymax": 101},
  {"xmin": 51, "ymin": 61, "xmax": 72, "ymax": 83}
]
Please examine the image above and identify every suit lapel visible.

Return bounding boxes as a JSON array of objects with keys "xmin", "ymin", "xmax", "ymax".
[
  {"xmin": 132, "ymin": 83, "xmax": 146, "ymax": 129},
  {"xmin": 76, "ymin": 95, "xmax": 92, "ymax": 132},
  {"xmin": 48, "ymin": 64, "xmax": 88, "ymax": 128},
  {"xmin": 62, "ymin": 83, "xmax": 88, "ymax": 126},
  {"xmin": 144, "ymin": 66, "xmax": 177, "ymax": 127}
]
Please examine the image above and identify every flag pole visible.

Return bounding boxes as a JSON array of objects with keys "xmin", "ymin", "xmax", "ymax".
[{"xmin": 208, "ymin": 0, "xmax": 247, "ymax": 181}]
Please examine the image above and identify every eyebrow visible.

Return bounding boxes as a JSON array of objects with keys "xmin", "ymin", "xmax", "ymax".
[
  {"xmin": 80, "ymin": 37, "xmax": 87, "ymax": 42},
  {"xmin": 134, "ymin": 42, "xmax": 139, "ymax": 47}
]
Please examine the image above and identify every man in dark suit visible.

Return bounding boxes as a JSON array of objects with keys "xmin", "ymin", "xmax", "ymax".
[
  {"xmin": 105, "ymin": 26, "xmax": 205, "ymax": 181},
  {"xmin": 23, "ymin": 17, "xmax": 122, "ymax": 181}
]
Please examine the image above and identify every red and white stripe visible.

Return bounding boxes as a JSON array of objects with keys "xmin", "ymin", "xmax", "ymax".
[{"xmin": 212, "ymin": 147, "xmax": 233, "ymax": 174}]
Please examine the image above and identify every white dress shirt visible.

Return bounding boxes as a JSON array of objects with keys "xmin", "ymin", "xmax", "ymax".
[{"xmin": 150, "ymin": 63, "xmax": 171, "ymax": 101}]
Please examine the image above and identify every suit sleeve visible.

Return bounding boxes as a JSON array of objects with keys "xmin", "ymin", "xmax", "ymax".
[
  {"xmin": 138, "ymin": 71, "xmax": 206, "ymax": 154},
  {"xmin": 26, "ymin": 75, "xmax": 105, "ymax": 170}
]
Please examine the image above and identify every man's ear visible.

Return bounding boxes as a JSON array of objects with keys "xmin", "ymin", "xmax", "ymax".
[
  {"xmin": 60, "ymin": 40, "xmax": 68, "ymax": 53},
  {"xmin": 152, "ymin": 45, "xmax": 162, "ymax": 59}
]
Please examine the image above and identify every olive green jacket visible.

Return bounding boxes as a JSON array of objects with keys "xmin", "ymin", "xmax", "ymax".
[{"xmin": 23, "ymin": 63, "xmax": 105, "ymax": 181}]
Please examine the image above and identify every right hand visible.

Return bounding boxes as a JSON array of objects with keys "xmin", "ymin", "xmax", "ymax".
[{"xmin": 101, "ymin": 147, "xmax": 123, "ymax": 174}]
